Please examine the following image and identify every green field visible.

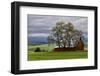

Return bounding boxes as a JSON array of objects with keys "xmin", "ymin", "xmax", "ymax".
[
  {"xmin": 28, "ymin": 44, "xmax": 56, "ymax": 52},
  {"xmin": 28, "ymin": 44, "xmax": 88, "ymax": 61}
]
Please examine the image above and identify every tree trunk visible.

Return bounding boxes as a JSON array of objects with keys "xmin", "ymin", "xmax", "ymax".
[
  {"xmin": 63, "ymin": 42, "xmax": 66, "ymax": 48},
  {"xmin": 68, "ymin": 40, "xmax": 71, "ymax": 47},
  {"xmin": 58, "ymin": 45, "xmax": 60, "ymax": 48}
]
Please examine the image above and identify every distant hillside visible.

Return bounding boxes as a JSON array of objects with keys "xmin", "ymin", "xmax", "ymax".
[
  {"xmin": 28, "ymin": 36, "xmax": 48, "ymax": 45},
  {"xmin": 28, "ymin": 32, "xmax": 88, "ymax": 47}
]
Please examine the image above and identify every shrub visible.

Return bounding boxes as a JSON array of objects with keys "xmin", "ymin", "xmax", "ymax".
[{"xmin": 34, "ymin": 47, "xmax": 41, "ymax": 52}]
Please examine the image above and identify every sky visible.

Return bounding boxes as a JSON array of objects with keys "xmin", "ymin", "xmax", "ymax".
[{"xmin": 28, "ymin": 14, "xmax": 88, "ymax": 38}]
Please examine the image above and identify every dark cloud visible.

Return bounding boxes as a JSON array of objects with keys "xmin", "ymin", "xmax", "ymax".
[{"xmin": 28, "ymin": 14, "xmax": 88, "ymax": 37}]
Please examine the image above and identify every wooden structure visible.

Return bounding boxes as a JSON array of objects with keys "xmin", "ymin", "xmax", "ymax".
[{"xmin": 75, "ymin": 37, "xmax": 84, "ymax": 50}]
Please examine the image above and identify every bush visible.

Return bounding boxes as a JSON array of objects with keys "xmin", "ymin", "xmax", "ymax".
[{"xmin": 34, "ymin": 47, "xmax": 41, "ymax": 52}]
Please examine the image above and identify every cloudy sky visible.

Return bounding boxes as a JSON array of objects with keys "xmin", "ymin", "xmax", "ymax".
[{"xmin": 28, "ymin": 14, "xmax": 88, "ymax": 38}]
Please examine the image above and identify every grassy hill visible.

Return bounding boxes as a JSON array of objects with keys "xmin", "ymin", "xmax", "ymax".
[{"xmin": 28, "ymin": 44, "xmax": 56, "ymax": 52}]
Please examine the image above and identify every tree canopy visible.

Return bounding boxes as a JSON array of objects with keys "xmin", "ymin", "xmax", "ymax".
[{"xmin": 48, "ymin": 21, "xmax": 82, "ymax": 48}]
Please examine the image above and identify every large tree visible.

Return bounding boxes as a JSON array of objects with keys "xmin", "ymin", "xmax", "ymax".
[
  {"xmin": 48, "ymin": 21, "xmax": 64, "ymax": 48},
  {"xmin": 48, "ymin": 21, "xmax": 82, "ymax": 48}
]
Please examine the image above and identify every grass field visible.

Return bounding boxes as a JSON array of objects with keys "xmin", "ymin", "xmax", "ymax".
[
  {"xmin": 28, "ymin": 44, "xmax": 56, "ymax": 52},
  {"xmin": 28, "ymin": 44, "xmax": 88, "ymax": 61}
]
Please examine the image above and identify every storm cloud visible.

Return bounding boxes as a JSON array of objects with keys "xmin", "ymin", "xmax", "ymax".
[{"xmin": 28, "ymin": 14, "xmax": 88, "ymax": 38}]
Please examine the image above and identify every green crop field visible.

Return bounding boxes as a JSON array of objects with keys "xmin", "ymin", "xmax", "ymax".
[{"xmin": 28, "ymin": 44, "xmax": 88, "ymax": 61}]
